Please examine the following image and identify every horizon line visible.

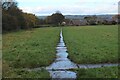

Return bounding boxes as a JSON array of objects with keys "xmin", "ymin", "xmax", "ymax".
[{"xmin": 36, "ymin": 13, "xmax": 118, "ymax": 16}]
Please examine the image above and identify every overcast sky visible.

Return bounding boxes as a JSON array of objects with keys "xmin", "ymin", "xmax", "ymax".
[{"xmin": 17, "ymin": 0, "xmax": 119, "ymax": 16}]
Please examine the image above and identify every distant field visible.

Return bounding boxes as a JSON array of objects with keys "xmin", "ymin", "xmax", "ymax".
[
  {"xmin": 3, "ymin": 27, "xmax": 60, "ymax": 69},
  {"xmin": 63, "ymin": 25, "xmax": 118, "ymax": 64}
]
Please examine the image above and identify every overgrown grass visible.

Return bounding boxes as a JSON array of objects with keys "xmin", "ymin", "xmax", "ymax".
[
  {"xmin": 3, "ymin": 27, "xmax": 60, "ymax": 68},
  {"xmin": 63, "ymin": 25, "xmax": 118, "ymax": 64},
  {"xmin": 74, "ymin": 66, "xmax": 118, "ymax": 78}
]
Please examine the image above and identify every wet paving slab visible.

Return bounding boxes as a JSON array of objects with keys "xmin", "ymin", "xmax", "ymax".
[
  {"xmin": 46, "ymin": 59, "xmax": 78, "ymax": 70},
  {"xmin": 48, "ymin": 70, "xmax": 77, "ymax": 79},
  {"xmin": 78, "ymin": 63, "xmax": 118, "ymax": 69}
]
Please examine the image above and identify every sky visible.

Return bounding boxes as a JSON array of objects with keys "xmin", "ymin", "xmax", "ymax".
[{"xmin": 16, "ymin": 0, "xmax": 119, "ymax": 16}]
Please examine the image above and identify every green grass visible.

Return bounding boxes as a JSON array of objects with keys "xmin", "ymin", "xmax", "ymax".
[
  {"xmin": 74, "ymin": 66, "xmax": 118, "ymax": 78},
  {"xmin": 2, "ymin": 25, "xmax": 119, "ymax": 78},
  {"xmin": 3, "ymin": 68, "xmax": 50, "ymax": 78},
  {"xmin": 63, "ymin": 25, "xmax": 118, "ymax": 64},
  {"xmin": 3, "ymin": 27, "xmax": 60, "ymax": 68}
]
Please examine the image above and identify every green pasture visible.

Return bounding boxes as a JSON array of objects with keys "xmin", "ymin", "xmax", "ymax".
[
  {"xmin": 3, "ymin": 27, "xmax": 60, "ymax": 69},
  {"xmin": 2, "ymin": 25, "xmax": 118, "ymax": 78},
  {"xmin": 63, "ymin": 25, "xmax": 118, "ymax": 64}
]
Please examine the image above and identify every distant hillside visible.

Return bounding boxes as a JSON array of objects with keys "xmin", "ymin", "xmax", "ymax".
[
  {"xmin": 38, "ymin": 14, "xmax": 115, "ymax": 20},
  {"xmin": 38, "ymin": 16, "xmax": 47, "ymax": 19}
]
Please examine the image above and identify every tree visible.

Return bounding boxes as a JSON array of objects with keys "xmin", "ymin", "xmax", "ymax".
[
  {"xmin": 23, "ymin": 13, "xmax": 39, "ymax": 29},
  {"xmin": 46, "ymin": 12, "xmax": 65, "ymax": 26},
  {"xmin": 2, "ymin": 0, "xmax": 40, "ymax": 32},
  {"xmin": 45, "ymin": 16, "xmax": 52, "ymax": 24},
  {"xmin": 51, "ymin": 12, "xmax": 65, "ymax": 25},
  {"xmin": 112, "ymin": 14, "xmax": 120, "ymax": 24},
  {"xmin": 84, "ymin": 15, "xmax": 98, "ymax": 25},
  {"xmin": 2, "ymin": 0, "xmax": 20, "ymax": 31},
  {"xmin": 2, "ymin": 0, "xmax": 18, "ymax": 10},
  {"xmin": 2, "ymin": 12, "xmax": 18, "ymax": 31}
]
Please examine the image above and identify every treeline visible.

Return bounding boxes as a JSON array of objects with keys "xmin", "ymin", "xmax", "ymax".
[
  {"xmin": 36, "ymin": 11, "xmax": 65, "ymax": 27},
  {"xmin": 2, "ymin": 1, "xmax": 120, "ymax": 32},
  {"xmin": 39, "ymin": 15, "xmax": 120, "ymax": 26},
  {"xmin": 84, "ymin": 15, "xmax": 117, "ymax": 25},
  {"xmin": 2, "ymin": 1, "xmax": 39, "ymax": 32}
]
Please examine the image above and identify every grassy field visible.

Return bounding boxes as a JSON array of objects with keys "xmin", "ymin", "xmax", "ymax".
[
  {"xmin": 74, "ymin": 66, "xmax": 118, "ymax": 78},
  {"xmin": 2, "ymin": 25, "xmax": 118, "ymax": 78},
  {"xmin": 63, "ymin": 25, "xmax": 118, "ymax": 64},
  {"xmin": 3, "ymin": 27, "xmax": 60, "ymax": 78}
]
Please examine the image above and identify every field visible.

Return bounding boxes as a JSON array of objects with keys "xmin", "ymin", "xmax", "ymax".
[
  {"xmin": 63, "ymin": 25, "xmax": 118, "ymax": 64},
  {"xmin": 3, "ymin": 27, "xmax": 60, "ymax": 77},
  {"xmin": 2, "ymin": 25, "xmax": 118, "ymax": 78}
]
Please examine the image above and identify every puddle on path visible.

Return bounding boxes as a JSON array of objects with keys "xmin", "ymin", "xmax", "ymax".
[
  {"xmin": 46, "ymin": 29, "xmax": 77, "ymax": 79},
  {"xmin": 78, "ymin": 63, "xmax": 118, "ymax": 69},
  {"xmin": 48, "ymin": 71, "xmax": 76, "ymax": 79}
]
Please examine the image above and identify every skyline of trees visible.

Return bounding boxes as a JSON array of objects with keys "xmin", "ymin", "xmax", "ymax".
[
  {"xmin": 2, "ymin": 0, "xmax": 40, "ymax": 32},
  {"xmin": 46, "ymin": 12, "xmax": 65, "ymax": 26}
]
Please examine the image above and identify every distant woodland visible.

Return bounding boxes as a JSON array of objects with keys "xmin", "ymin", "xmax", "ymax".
[{"xmin": 2, "ymin": 1, "xmax": 40, "ymax": 32}]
